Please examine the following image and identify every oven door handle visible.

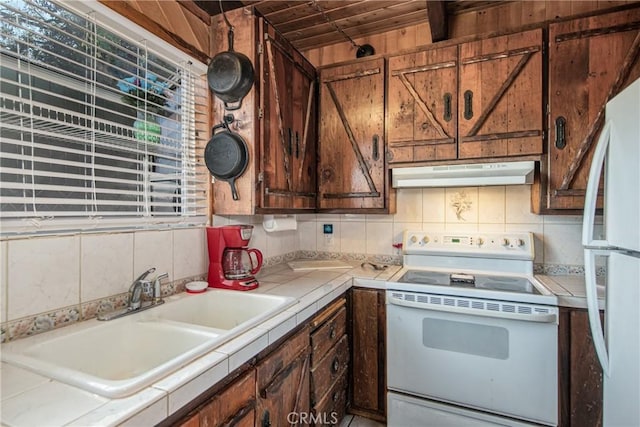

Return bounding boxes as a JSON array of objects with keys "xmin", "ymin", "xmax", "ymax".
[{"xmin": 388, "ymin": 295, "xmax": 558, "ymax": 324}]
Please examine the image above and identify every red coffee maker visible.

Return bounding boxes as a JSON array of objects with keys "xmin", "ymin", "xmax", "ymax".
[{"xmin": 207, "ymin": 225, "xmax": 263, "ymax": 291}]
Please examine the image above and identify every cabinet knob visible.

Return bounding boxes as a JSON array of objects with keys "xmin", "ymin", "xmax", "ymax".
[{"xmin": 331, "ymin": 357, "xmax": 340, "ymax": 374}]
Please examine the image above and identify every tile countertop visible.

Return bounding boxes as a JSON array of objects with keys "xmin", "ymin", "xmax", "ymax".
[
  {"xmin": 1, "ymin": 262, "xmax": 600, "ymax": 427},
  {"xmin": 0, "ymin": 262, "xmax": 400, "ymax": 427},
  {"xmin": 536, "ymin": 274, "xmax": 606, "ymax": 310}
]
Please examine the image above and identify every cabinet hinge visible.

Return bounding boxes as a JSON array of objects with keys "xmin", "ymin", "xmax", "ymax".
[
  {"xmin": 258, "ymin": 107, "xmax": 264, "ymax": 119},
  {"xmin": 258, "ymin": 172, "xmax": 264, "ymax": 183},
  {"xmin": 258, "ymin": 42, "xmax": 263, "ymax": 55}
]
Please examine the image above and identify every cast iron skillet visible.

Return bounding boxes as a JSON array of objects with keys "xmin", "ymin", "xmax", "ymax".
[
  {"xmin": 204, "ymin": 116, "xmax": 248, "ymax": 201},
  {"xmin": 207, "ymin": 6, "xmax": 254, "ymax": 111}
]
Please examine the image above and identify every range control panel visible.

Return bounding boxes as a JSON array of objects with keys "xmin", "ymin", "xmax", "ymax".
[{"xmin": 402, "ymin": 231, "xmax": 535, "ymax": 260}]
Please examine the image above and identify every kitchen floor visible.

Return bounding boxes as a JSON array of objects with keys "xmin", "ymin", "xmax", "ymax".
[{"xmin": 340, "ymin": 415, "xmax": 385, "ymax": 427}]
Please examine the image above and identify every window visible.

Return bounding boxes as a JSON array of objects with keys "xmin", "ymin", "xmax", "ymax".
[{"xmin": 0, "ymin": 0, "xmax": 209, "ymax": 236}]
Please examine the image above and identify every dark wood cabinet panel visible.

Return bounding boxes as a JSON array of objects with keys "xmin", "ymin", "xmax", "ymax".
[
  {"xmin": 318, "ymin": 58, "xmax": 390, "ymax": 211},
  {"xmin": 309, "ymin": 297, "xmax": 349, "ymax": 424},
  {"xmin": 558, "ymin": 308, "xmax": 604, "ymax": 427},
  {"xmin": 256, "ymin": 327, "xmax": 310, "ymax": 427},
  {"xmin": 544, "ymin": 7, "xmax": 640, "ymax": 211},
  {"xmin": 387, "ymin": 45, "xmax": 458, "ymax": 163},
  {"xmin": 310, "ymin": 334, "xmax": 349, "ymax": 405},
  {"xmin": 260, "ymin": 21, "xmax": 317, "ymax": 211},
  {"xmin": 458, "ymin": 28, "xmax": 544, "ymax": 159},
  {"xmin": 195, "ymin": 370, "xmax": 256, "ymax": 427},
  {"xmin": 349, "ymin": 288, "xmax": 386, "ymax": 422}
]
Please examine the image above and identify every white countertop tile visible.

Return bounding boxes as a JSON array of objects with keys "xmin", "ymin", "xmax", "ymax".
[
  {"xmin": 66, "ymin": 387, "xmax": 166, "ymax": 427},
  {"xmin": 151, "ymin": 351, "xmax": 229, "ymax": 416},
  {"xmin": 2, "ymin": 380, "xmax": 107, "ymax": 427},
  {"xmin": 0, "ymin": 364, "xmax": 50, "ymax": 401}
]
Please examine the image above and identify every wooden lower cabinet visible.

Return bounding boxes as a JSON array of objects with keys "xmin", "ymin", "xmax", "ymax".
[
  {"xmin": 177, "ymin": 370, "xmax": 256, "ymax": 427},
  {"xmin": 309, "ymin": 297, "xmax": 349, "ymax": 426},
  {"xmin": 348, "ymin": 288, "xmax": 386, "ymax": 422},
  {"xmin": 558, "ymin": 307, "xmax": 604, "ymax": 427},
  {"xmin": 256, "ymin": 327, "xmax": 310, "ymax": 427}
]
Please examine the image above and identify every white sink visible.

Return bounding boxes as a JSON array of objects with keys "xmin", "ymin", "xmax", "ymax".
[
  {"xmin": 1, "ymin": 290, "xmax": 295, "ymax": 398},
  {"xmin": 144, "ymin": 289, "xmax": 296, "ymax": 332}
]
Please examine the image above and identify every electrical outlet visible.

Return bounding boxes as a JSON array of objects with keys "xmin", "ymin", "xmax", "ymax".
[{"xmin": 323, "ymin": 224, "xmax": 334, "ymax": 246}]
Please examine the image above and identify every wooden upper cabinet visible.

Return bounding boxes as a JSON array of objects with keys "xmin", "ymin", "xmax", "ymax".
[
  {"xmin": 387, "ymin": 45, "xmax": 458, "ymax": 163},
  {"xmin": 260, "ymin": 20, "xmax": 317, "ymax": 211},
  {"xmin": 318, "ymin": 58, "xmax": 388, "ymax": 211},
  {"xmin": 545, "ymin": 8, "xmax": 640, "ymax": 211},
  {"xmin": 458, "ymin": 29, "xmax": 544, "ymax": 159}
]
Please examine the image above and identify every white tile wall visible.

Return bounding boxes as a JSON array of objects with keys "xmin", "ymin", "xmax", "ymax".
[
  {"xmin": 134, "ymin": 230, "xmax": 174, "ymax": 281},
  {"xmin": 81, "ymin": 233, "xmax": 134, "ymax": 302},
  {"xmin": 1, "ymin": 185, "xmax": 587, "ymax": 330},
  {"xmin": 293, "ymin": 186, "xmax": 586, "ymax": 266},
  {"xmin": 173, "ymin": 228, "xmax": 207, "ymax": 280},
  {"xmin": 2, "ymin": 227, "xmax": 208, "ymax": 324},
  {"xmin": 7, "ymin": 236, "xmax": 80, "ymax": 320}
]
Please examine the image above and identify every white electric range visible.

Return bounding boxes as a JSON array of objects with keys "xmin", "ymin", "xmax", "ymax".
[{"xmin": 386, "ymin": 231, "xmax": 559, "ymax": 427}]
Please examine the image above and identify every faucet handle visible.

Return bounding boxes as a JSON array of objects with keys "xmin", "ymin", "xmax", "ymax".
[{"xmin": 153, "ymin": 273, "xmax": 169, "ymax": 303}]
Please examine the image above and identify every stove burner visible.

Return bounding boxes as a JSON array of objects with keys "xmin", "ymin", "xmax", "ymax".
[{"xmin": 398, "ymin": 270, "xmax": 540, "ymax": 295}]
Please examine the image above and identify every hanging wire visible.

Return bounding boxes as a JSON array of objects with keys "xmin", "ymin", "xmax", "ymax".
[
  {"xmin": 219, "ymin": 0, "xmax": 233, "ymax": 30},
  {"xmin": 310, "ymin": 0, "xmax": 375, "ymax": 57}
]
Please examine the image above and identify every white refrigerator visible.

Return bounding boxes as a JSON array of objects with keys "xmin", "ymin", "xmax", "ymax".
[{"xmin": 583, "ymin": 77, "xmax": 640, "ymax": 427}]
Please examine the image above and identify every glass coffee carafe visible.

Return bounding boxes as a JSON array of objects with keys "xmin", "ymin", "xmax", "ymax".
[{"xmin": 222, "ymin": 248, "xmax": 263, "ymax": 279}]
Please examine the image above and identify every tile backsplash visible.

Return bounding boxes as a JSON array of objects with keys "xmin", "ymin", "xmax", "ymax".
[
  {"xmin": 1, "ymin": 227, "xmax": 207, "ymax": 340},
  {"xmin": 1, "ymin": 185, "xmax": 594, "ymax": 341}
]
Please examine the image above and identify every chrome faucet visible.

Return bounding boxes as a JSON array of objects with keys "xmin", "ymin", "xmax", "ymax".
[
  {"xmin": 97, "ymin": 267, "xmax": 168, "ymax": 321},
  {"xmin": 128, "ymin": 267, "xmax": 156, "ymax": 310}
]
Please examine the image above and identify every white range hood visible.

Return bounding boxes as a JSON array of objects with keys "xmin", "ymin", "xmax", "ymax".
[{"xmin": 391, "ymin": 161, "xmax": 535, "ymax": 188}]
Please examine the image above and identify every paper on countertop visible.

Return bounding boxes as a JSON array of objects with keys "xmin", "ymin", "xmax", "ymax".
[{"xmin": 287, "ymin": 260, "xmax": 353, "ymax": 271}]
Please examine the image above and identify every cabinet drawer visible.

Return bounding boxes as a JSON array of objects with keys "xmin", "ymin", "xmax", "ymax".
[
  {"xmin": 311, "ymin": 334, "xmax": 349, "ymax": 405},
  {"xmin": 312, "ymin": 372, "xmax": 348, "ymax": 427},
  {"xmin": 310, "ymin": 306, "xmax": 346, "ymax": 364}
]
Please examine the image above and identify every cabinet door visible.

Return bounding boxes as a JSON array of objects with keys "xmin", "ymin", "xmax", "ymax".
[
  {"xmin": 387, "ymin": 45, "xmax": 458, "ymax": 163},
  {"xmin": 318, "ymin": 58, "xmax": 386, "ymax": 210},
  {"xmin": 261, "ymin": 23, "xmax": 316, "ymax": 211},
  {"xmin": 546, "ymin": 8, "xmax": 640, "ymax": 210},
  {"xmin": 199, "ymin": 370, "xmax": 256, "ymax": 427},
  {"xmin": 558, "ymin": 308, "xmax": 603, "ymax": 427},
  {"xmin": 256, "ymin": 328, "xmax": 310, "ymax": 427},
  {"xmin": 349, "ymin": 288, "xmax": 386, "ymax": 421},
  {"xmin": 459, "ymin": 29, "xmax": 543, "ymax": 159}
]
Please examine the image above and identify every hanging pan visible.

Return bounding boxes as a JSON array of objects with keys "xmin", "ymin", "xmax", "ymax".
[
  {"xmin": 207, "ymin": 1, "xmax": 255, "ymax": 111},
  {"xmin": 204, "ymin": 116, "xmax": 248, "ymax": 201}
]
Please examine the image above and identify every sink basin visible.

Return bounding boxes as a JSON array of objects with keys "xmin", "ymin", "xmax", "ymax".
[
  {"xmin": 144, "ymin": 289, "xmax": 296, "ymax": 332},
  {"xmin": 2, "ymin": 290, "xmax": 295, "ymax": 398}
]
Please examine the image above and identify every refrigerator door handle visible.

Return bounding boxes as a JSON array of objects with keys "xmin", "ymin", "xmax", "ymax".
[
  {"xmin": 582, "ymin": 120, "xmax": 612, "ymax": 248},
  {"xmin": 584, "ymin": 248, "xmax": 609, "ymax": 376}
]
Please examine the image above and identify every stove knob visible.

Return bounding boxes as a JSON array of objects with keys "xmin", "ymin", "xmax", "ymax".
[
  {"xmin": 422, "ymin": 236, "xmax": 430, "ymax": 244},
  {"xmin": 516, "ymin": 239, "xmax": 525, "ymax": 247},
  {"xmin": 410, "ymin": 235, "xmax": 418, "ymax": 244},
  {"xmin": 477, "ymin": 237, "xmax": 484, "ymax": 246},
  {"xmin": 501, "ymin": 238, "xmax": 510, "ymax": 246}
]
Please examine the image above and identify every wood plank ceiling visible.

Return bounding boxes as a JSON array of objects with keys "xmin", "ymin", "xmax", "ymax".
[{"xmin": 192, "ymin": 1, "xmax": 511, "ymax": 51}]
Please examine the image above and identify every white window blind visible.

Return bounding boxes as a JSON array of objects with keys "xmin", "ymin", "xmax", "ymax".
[{"xmin": 0, "ymin": 0, "xmax": 209, "ymax": 236}]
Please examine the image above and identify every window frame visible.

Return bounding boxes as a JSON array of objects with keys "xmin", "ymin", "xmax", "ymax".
[{"xmin": 0, "ymin": 0, "xmax": 210, "ymax": 237}]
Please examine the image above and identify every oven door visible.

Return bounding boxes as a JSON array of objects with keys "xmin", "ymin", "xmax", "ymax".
[{"xmin": 386, "ymin": 290, "xmax": 558, "ymax": 426}]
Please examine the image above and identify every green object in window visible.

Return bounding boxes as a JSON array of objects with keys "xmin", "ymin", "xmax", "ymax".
[{"xmin": 134, "ymin": 114, "xmax": 161, "ymax": 143}]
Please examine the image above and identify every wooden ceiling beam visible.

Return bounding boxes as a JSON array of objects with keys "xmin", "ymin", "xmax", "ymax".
[{"xmin": 426, "ymin": 0, "xmax": 448, "ymax": 42}]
